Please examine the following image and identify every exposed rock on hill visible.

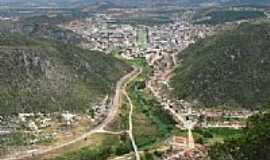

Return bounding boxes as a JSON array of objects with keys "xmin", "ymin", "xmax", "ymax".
[{"xmin": 0, "ymin": 34, "xmax": 132, "ymax": 115}]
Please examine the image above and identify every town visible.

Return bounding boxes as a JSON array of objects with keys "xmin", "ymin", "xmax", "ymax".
[
  {"xmin": 60, "ymin": 9, "xmax": 259, "ymax": 159},
  {"xmin": 0, "ymin": 5, "xmax": 268, "ymax": 160}
]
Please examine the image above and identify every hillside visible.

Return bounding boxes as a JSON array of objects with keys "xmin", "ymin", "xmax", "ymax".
[
  {"xmin": 0, "ymin": 14, "xmax": 87, "ymax": 45},
  {"xmin": 170, "ymin": 22, "xmax": 270, "ymax": 109},
  {"xmin": 0, "ymin": 34, "xmax": 132, "ymax": 115},
  {"xmin": 194, "ymin": 10, "xmax": 266, "ymax": 25}
]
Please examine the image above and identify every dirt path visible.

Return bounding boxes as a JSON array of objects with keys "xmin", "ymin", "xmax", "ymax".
[
  {"xmin": 121, "ymin": 68, "xmax": 142, "ymax": 160},
  {"xmin": 1, "ymin": 67, "xmax": 141, "ymax": 160},
  {"xmin": 124, "ymin": 91, "xmax": 140, "ymax": 160}
]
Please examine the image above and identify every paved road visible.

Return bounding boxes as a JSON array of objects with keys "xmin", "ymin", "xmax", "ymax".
[
  {"xmin": 97, "ymin": 67, "xmax": 141, "ymax": 131},
  {"xmin": 2, "ymin": 67, "xmax": 141, "ymax": 160}
]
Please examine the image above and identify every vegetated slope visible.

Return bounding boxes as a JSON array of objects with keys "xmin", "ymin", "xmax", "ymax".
[
  {"xmin": 0, "ymin": 34, "xmax": 132, "ymax": 115},
  {"xmin": 170, "ymin": 22, "xmax": 270, "ymax": 109},
  {"xmin": 194, "ymin": 10, "xmax": 266, "ymax": 25},
  {"xmin": 209, "ymin": 112, "xmax": 270, "ymax": 160},
  {"xmin": 0, "ymin": 12, "xmax": 91, "ymax": 45}
]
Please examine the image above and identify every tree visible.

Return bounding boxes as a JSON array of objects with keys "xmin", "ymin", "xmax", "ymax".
[{"xmin": 209, "ymin": 112, "xmax": 270, "ymax": 160}]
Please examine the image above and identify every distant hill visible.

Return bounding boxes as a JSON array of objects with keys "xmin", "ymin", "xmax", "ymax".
[
  {"xmin": 231, "ymin": 0, "xmax": 270, "ymax": 6},
  {"xmin": 170, "ymin": 22, "xmax": 270, "ymax": 109},
  {"xmin": 20, "ymin": 15, "xmax": 85, "ymax": 44},
  {"xmin": 0, "ymin": 14, "xmax": 87, "ymax": 45},
  {"xmin": 0, "ymin": 0, "xmax": 270, "ymax": 8},
  {"xmin": 0, "ymin": 34, "xmax": 132, "ymax": 115},
  {"xmin": 194, "ymin": 10, "xmax": 267, "ymax": 25}
]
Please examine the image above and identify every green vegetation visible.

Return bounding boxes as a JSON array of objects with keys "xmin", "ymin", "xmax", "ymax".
[
  {"xmin": 21, "ymin": 15, "xmax": 84, "ymax": 44},
  {"xmin": 149, "ymin": 9, "xmax": 185, "ymax": 17},
  {"xmin": 171, "ymin": 22, "xmax": 270, "ymax": 109},
  {"xmin": 53, "ymin": 59, "xmax": 162, "ymax": 160},
  {"xmin": 110, "ymin": 58, "xmax": 175, "ymax": 150},
  {"xmin": 110, "ymin": 95, "xmax": 130, "ymax": 131},
  {"xmin": 127, "ymin": 58, "xmax": 153, "ymax": 76},
  {"xmin": 193, "ymin": 128, "xmax": 242, "ymax": 145},
  {"xmin": 109, "ymin": 16, "xmax": 173, "ymax": 26},
  {"xmin": 171, "ymin": 128, "xmax": 241, "ymax": 145},
  {"xmin": 128, "ymin": 82, "xmax": 176, "ymax": 148},
  {"xmin": 21, "ymin": 11, "xmax": 88, "ymax": 26},
  {"xmin": 0, "ymin": 33, "xmax": 132, "ymax": 115},
  {"xmin": 0, "ymin": 11, "xmax": 88, "ymax": 44},
  {"xmin": 194, "ymin": 10, "xmax": 266, "ymax": 25},
  {"xmin": 126, "ymin": 59, "xmax": 176, "ymax": 149},
  {"xmin": 140, "ymin": 149, "xmax": 165, "ymax": 160},
  {"xmin": 136, "ymin": 29, "xmax": 149, "ymax": 49},
  {"xmin": 0, "ymin": 132, "xmax": 27, "ymax": 146},
  {"xmin": 55, "ymin": 134, "xmax": 132, "ymax": 160},
  {"xmin": 209, "ymin": 112, "xmax": 270, "ymax": 160}
]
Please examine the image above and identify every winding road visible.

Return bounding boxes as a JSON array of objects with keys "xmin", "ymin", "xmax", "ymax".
[{"xmin": 2, "ymin": 67, "xmax": 141, "ymax": 160}]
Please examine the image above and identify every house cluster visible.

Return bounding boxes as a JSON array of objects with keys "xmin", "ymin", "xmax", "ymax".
[
  {"xmin": 145, "ymin": 22, "xmax": 215, "ymax": 129},
  {"xmin": 0, "ymin": 92, "xmax": 111, "ymax": 150},
  {"xmin": 90, "ymin": 95, "xmax": 111, "ymax": 123},
  {"xmin": 152, "ymin": 92, "xmax": 255, "ymax": 129},
  {"xmin": 196, "ymin": 109, "xmax": 257, "ymax": 129},
  {"xmin": 146, "ymin": 22, "xmax": 214, "ymax": 102},
  {"xmin": 63, "ymin": 15, "xmax": 137, "ymax": 54},
  {"xmin": 63, "ymin": 13, "xmax": 214, "ymax": 66},
  {"xmin": 145, "ymin": 22, "xmax": 213, "ymax": 69},
  {"xmin": 121, "ymin": 22, "xmax": 213, "ymax": 64},
  {"xmin": 0, "ymin": 113, "xmax": 55, "ymax": 146},
  {"xmin": 144, "ymin": 21, "xmax": 255, "ymax": 130}
]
